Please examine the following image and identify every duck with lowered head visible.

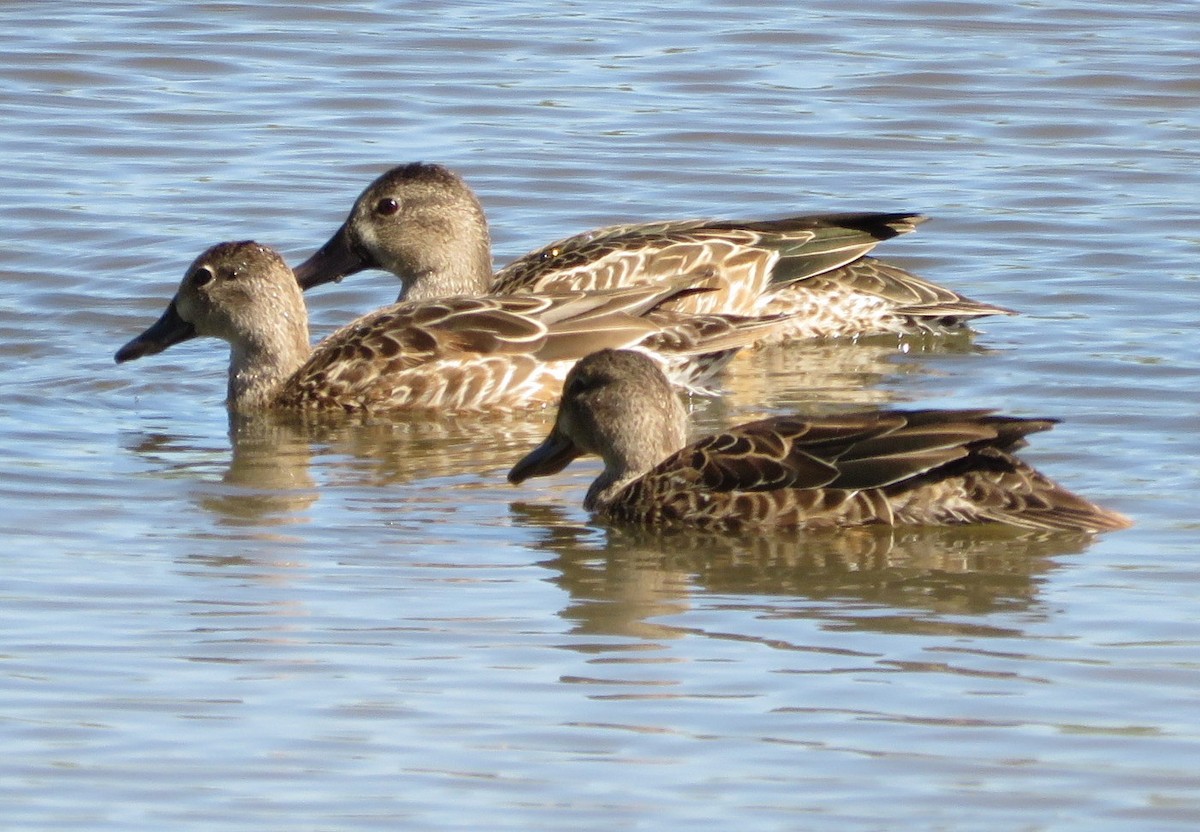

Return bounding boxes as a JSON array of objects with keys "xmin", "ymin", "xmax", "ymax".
[{"xmin": 508, "ymin": 349, "xmax": 1130, "ymax": 534}]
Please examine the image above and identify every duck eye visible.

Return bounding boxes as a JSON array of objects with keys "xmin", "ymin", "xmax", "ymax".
[
  {"xmin": 374, "ymin": 197, "xmax": 400, "ymax": 216},
  {"xmin": 192, "ymin": 266, "xmax": 215, "ymax": 287}
]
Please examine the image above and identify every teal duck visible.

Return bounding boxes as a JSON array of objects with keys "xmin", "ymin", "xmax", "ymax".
[
  {"xmin": 508, "ymin": 349, "xmax": 1130, "ymax": 533},
  {"xmin": 115, "ymin": 242, "xmax": 783, "ymax": 414},
  {"xmin": 293, "ymin": 163, "xmax": 1012, "ymax": 342}
]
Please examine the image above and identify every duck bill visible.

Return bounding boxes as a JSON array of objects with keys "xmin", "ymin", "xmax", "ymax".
[
  {"xmin": 508, "ymin": 430, "xmax": 584, "ymax": 484},
  {"xmin": 293, "ymin": 222, "xmax": 372, "ymax": 290},
  {"xmin": 114, "ymin": 300, "xmax": 197, "ymax": 363}
]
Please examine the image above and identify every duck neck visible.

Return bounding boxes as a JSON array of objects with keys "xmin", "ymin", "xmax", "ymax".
[
  {"xmin": 391, "ymin": 222, "xmax": 495, "ymax": 303},
  {"xmin": 400, "ymin": 255, "xmax": 493, "ymax": 302},
  {"xmin": 583, "ymin": 469, "xmax": 640, "ymax": 511},
  {"xmin": 226, "ymin": 320, "xmax": 312, "ymax": 412},
  {"xmin": 583, "ymin": 415, "xmax": 688, "ymax": 511}
]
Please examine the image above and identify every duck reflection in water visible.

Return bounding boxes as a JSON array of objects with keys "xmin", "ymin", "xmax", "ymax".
[
  {"xmin": 509, "ymin": 501, "xmax": 1098, "ymax": 641},
  {"xmin": 122, "ymin": 407, "xmax": 558, "ymax": 530}
]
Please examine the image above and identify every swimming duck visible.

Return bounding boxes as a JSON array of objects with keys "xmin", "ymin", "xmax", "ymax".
[
  {"xmin": 114, "ymin": 242, "xmax": 782, "ymax": 414},
  {"xmin": 293, "ymin": 163, "xmax": 1012, "ymax": 341},
  {"xmin": 508, "ymin": 349, "xmax": 1130, "ymax": 533}
]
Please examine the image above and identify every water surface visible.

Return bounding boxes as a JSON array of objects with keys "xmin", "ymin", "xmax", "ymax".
[{"xmin": 1, "ymin": 2, "xmax": 1198, "ymax": 830}]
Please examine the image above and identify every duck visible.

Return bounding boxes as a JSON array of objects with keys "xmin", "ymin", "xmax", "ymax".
[
  {"xmin": 508, "ymin": 349, "xmax": 1131, "ymax": 533},
  {"xmin": 293, "ymin": 162, "xmax": 1013, "ymax": 342},
  {"xmin": 114, "ymin": 241, "xmax": 784, "ymax": 414}
]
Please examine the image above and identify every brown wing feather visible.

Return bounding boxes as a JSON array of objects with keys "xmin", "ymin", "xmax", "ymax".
[
  {"xmin": 602, "ymin": 409, "xmax": 1128, "ymax": 532},
  {"xmin": 492, "ymin": 213, "xmax": 929, "ymax": 319},
  {"xmin": 279, "ymin": 284, "xmax": 742, "ymax": 412},
  {"xmin": 769, "ymin": 257, "xmax": 1015, "ymax": 320}
]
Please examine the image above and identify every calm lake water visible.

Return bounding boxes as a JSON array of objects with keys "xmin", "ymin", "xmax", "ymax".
[{"xmin": 2, "ymin": 2, "xmax": 1198, "ymax": 830}]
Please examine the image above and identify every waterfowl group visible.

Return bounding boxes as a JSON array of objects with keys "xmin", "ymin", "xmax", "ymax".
[{"xmin": 115, "ymin": 163, "xmax": 1127, "ymax": 533}]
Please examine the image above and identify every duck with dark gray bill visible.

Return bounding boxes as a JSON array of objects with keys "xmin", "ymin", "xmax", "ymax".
[
  {"xmin": 294, "ymin": 163, "xmax": 1012, "ymax": 343},
  {"xmin": 508, "ymin": 349, "xmax": 1131, "ymax": 533},
  {"xmin": 114, "ymin": 241, "xmax": 786, "ymax": 414}
]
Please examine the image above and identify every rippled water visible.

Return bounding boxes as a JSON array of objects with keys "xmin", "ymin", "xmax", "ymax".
[{"xmin": 2, "ymin": 2, "xmax": 1198, "ymax": 830}]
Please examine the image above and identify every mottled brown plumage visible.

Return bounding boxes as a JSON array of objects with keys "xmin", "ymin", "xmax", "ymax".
[
  {"xmin": 508, "ymin": 349, "xmax": 1131, "ymax": 533},
  {"xmin": 293, "ymin": 163, "xmax": 1012, "ymax": 340},
  {"xmin": 114, "ymin": 242, "xmax": 782, "ymax": 414}
]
